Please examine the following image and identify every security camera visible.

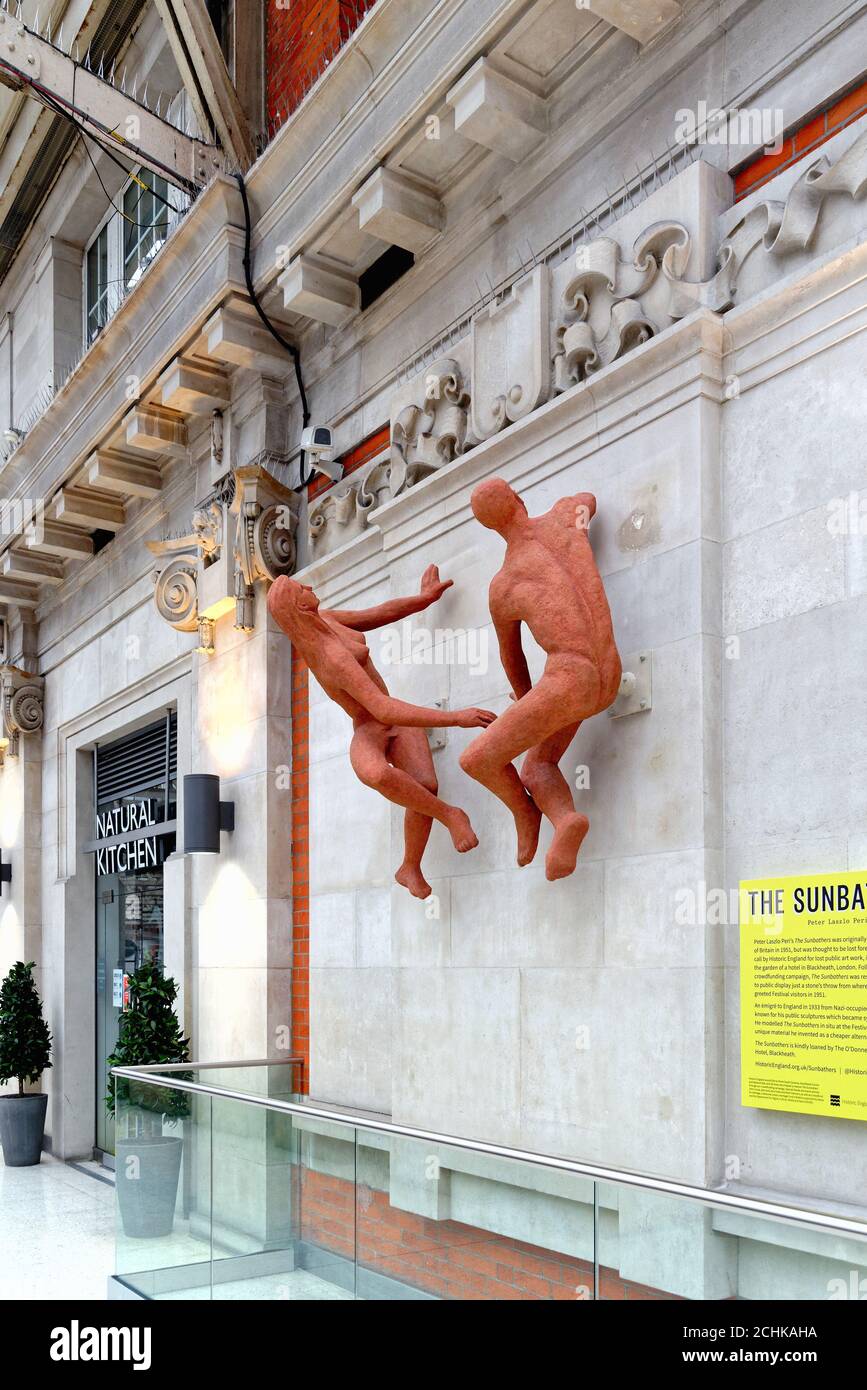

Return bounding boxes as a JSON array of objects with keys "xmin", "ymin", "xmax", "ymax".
[{"xmin": 300, "ymin": 425, "xmax": 342, "ymax": 482}]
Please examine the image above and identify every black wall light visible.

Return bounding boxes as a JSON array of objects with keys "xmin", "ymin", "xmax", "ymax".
[
  {"xmin": 0, "ymin": 850, "xmax": 10, "ymax": 895},
  {"xmin": 183, "ymin": 775, "xmax": 236, "ymax": 854}
]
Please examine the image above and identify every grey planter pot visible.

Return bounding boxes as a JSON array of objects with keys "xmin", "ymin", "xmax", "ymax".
[
  {"xmin": 0, "ymin": 1093, "xmax": 48, "ymax": 1166},
  {"xmin": 115, "ymin": 1135, "xmax": 183, "ymax": 1238}
]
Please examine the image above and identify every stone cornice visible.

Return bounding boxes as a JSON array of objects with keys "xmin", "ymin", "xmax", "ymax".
[
  {"xmin": 247, "ymin": 0, "xmax": 530, "ymax": 278},
  {"xmin": 300, "ymin": 307, "xmax": 727, "ymax": 604},
  {"xmin": 0, "ymin": 176, "xmax": 245, "ymax": 533},
  {"xmin": 721, "ymin": 231, "xmax": 867, "ymax": 391}
]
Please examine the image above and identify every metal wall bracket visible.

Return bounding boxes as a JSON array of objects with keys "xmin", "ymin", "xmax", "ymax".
[
  {"xmin": 607, "ymin": 650, "xmax": 652, "ymax": 718},
  {"xmin": 427, "ymin": 698, "xmax": 448, "ymax": 753}
]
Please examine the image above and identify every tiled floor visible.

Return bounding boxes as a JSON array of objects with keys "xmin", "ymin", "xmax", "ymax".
[
  {"xmin": 1, "ymin": 1153, "xmax": 355, "ymax": 1301},
  {"xmin": 155, "ymin": 1271, "xmax": 354, "ymax": 1300},
  {"xmin": 0, "ymin": 1153, "xmax": 116, "ymax": 1300}
]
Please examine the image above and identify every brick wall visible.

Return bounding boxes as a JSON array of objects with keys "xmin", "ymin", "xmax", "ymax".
[
  {"xmin": 266, "ymin": 0, "xmax": 378, "ymax": 123},
  {"xmin": 307, "ymin": 422, "xmax": 390, "ymax": 501},
  {"xmin": 289, "ymin": 424, "xmax": 390, "ymax": 1085},
  {"xmin": 734, "ymin": 78, "xmax": 867, "ymax": 199},
  {"xmin": 299, "ymin": 1168, "xmax": 680, "ymax": 1301}
]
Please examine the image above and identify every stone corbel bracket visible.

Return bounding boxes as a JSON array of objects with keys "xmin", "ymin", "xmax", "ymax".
[
  {"xmin": 148, "ymin": 464, "xmax": 299, "ymax": 647},
  {"xmin": 232, "ymin": 462, "xmax": 299, "ymax": 632},
  {"xmin": 0, "ymin": 664, "xmax": 45, "ymax": 767},
  {"xmin": 147, "ymin": 496, "xmax": 225, "ymax": 654}
]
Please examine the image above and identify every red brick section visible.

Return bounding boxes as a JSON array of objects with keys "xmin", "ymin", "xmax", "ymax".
[
  {"xmin": 291, "ymin": 646, "xmax": 310, "ymax": 1091},
  {"xmin": 266, "ymin": 0, "xmax": 378, "ymax": 124},
  {"xmin": 300, "ymin": 1169, "xmax": 681, "ymax": 1301},
  {"xmin": 289, "ymin": 425, "xmax": 390, "ymax": 1089},
  {"xmin": 307, "ymin": 423, "xmax": 391, "ymax": 502},
  {"xmin": 734, "ymin": 78, "xmax": 867, "ymax": 199}
]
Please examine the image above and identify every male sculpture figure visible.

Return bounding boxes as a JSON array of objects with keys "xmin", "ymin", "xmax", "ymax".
[
  {"xmin": 268, "ymin": 567, "xmax": 494, "ymax": 899},
  {"xmin": 459, "ymin": 479, "xmax": 621, "ymax": 881}
]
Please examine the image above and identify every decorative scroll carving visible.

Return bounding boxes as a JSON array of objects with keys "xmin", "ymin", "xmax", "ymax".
[
  {"xmin": 553, "ymin": 235, "xmax": 658, "ymax": 390},
  {"xmin": 678, "ymin": 122, "xmax": 867, "ymax": 313},
  {"xmin": 471, "ymin": 265, "xmax": 550, "ymax": 439},
  {"xmin": 153, "ymin": 558, "xmax": 200, "ymax": 633},
  {"xmin": 232, "ymin": 463, "xmax": 298, "ymax": 632},
  {"xmin": 310, "ymin": 360, "xmax": 471, "ymax": 558},
  {"xmin": 392, "ymin": 358, "xmax": 470, "ymax": 478},
  {"xmin": 147, "ymin": 472, "xmax": 297, "ymax": 650},
  {"xmin": 308, "ymin": 452, "xmax": 394, "ymax": 554},
  {"xmin": 0, "ymin": 664, "xmax": 45, "ymax": 766},
  {"xmin": 147, "ymin": 494, "xmax": 227, "ymax": 650},
  {"xmin": 553, "ymin": 124, "xmax": 867, "ymax": 389}
]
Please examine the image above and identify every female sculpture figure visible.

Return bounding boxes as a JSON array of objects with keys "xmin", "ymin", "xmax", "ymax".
[{"xmin": 268, "ymin": 567, "xmax": 494, "ymax": 899}]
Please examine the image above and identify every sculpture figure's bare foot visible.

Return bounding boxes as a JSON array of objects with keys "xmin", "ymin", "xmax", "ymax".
[
  {"xmin": 545, "ymin": 812, "xmax": 589, "ymax": 880},
  {"xmin": 444, "ymin": 808, "xmax": 479, "ymax": 853},
  {"xmin": 513, "ymin": 795, "xmax": 542, "ymax": 867},
  {"xmin": 395, "ymin": 863, "xmax": 432, "ymax": 900}
]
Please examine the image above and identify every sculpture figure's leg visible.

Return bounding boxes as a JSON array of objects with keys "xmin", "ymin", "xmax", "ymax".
[
  {"xmin": 460, "ymin": 657, "xmax": 599, "ymax": 871},
  {"xmin": 350, "ymin": 723, "xmax": 478, "ymax": 888},
  {"xmin": 520, "ymin": 722, "xmax": 588, "ymax": 880},
  {"xmin": 387, "ymin": 726, "xmax": 441, "ymax": 900}
]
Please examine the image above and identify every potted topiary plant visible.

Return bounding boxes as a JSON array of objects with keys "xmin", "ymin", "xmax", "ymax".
[
  {"xmin": 107, "ymin": 955, "xmax": 191, "ymax": 1238},
  {"xmin": 0, "ymin": 960, "xmax": 53, "ymax": 1166}
]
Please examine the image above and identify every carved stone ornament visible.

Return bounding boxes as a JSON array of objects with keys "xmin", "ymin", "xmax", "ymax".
[
  {"xmin": 551, "ymin": 123, "xmax": 867, "ymax": 390},
  {"xmin": 553, "ymin": 234, "xmax": 658, "ymax": 389},
  {"xmin": 148, "ymin": 466, "xmax": 298, "ymax": 647},
  {"xmin": 147, "ymin": 495, "xmax": 226, "ymax": 651},
  {"xmin": 232, "ymin": 463, "xmax": 299, "ymax": 633},
  {"xmin": 471, "ymin": 265, "xmax": 550, "ymax": 440},
  {"xmin": 0, "ymin": 664, "xmax": 45, "ymax": 767},
  {"xmin": 392, "ymin": 357, "xmax": 470, "ymax": 478},
  {"xmin": 310, "ymin": 360, "xmax": 471, "ymax": 557}
]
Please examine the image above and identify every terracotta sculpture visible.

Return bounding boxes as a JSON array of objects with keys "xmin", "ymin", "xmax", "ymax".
[
  {"xmin": 459, "ymin": 479, "xmax": 621, "ymax": 880},
  {"xmin": 268, "ymin": 568, "xmax": 494, "ymax": 899}
]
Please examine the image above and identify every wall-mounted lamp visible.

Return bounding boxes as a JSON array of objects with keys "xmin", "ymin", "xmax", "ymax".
[
  {"xmin": 0, "ymin": 850, "xmax": 11, "ymax": 895},
  {"xmin": 183, "ymin": 774, "xmax": 235, "ymax": 854}
]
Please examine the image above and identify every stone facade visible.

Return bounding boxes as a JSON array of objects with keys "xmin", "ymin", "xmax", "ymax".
[{"xmin": 1, "ymin": 0, "xmax": 867, "ymax": 1300}]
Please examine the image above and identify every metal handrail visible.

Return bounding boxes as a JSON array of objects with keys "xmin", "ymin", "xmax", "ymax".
[
  {"xmin": 114, "ymin": 1057, "xmax": 304, "ymax": 1073},
  {"xmin": 111, "ymin": 1061, "xmax": 867, "ymax": 1245}
]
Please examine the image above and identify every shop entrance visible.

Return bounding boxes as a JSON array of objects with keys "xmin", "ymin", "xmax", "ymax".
[{"xmin": 89, "ymin": 713, "xmax": 177, "ymax": 1162}]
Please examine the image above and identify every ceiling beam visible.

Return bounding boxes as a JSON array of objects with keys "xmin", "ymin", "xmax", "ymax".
[
  {"xmin": 153, "ymin": 0, "xmax": 254, "ymax": 170},
  {"xmin": 0, "ymin": 12, "xmax": 218, "ymax": 191}
]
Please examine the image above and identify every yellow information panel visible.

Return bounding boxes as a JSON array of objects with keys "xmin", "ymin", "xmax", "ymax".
[{"xmin": 740, "ymin": 872, "xmax": 867, "ymax": 1121}]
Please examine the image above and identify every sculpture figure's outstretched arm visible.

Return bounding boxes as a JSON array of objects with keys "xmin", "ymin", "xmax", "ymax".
[
  {"xmin": 327, "ymin": 565, "xmax": 453, "ymax": 631},
  {"xmin": 328, "ymin": 643, "xmax": 494, "ymax": 730}
]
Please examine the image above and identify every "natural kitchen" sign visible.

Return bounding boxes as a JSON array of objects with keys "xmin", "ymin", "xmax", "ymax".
[{"xmin": 95, "ymin": 799, "xmax": 160, "ymax": 874}]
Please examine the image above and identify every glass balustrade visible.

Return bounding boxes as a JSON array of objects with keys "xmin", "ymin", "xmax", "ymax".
[{"xmin": 111, "ymin": 1062, "xmax": 867, "ymax": 1301}]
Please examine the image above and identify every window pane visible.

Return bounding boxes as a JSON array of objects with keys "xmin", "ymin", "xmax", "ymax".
[{"xmin": 86, "ymin": 225, "xmax": 110, "ymax": 342}]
